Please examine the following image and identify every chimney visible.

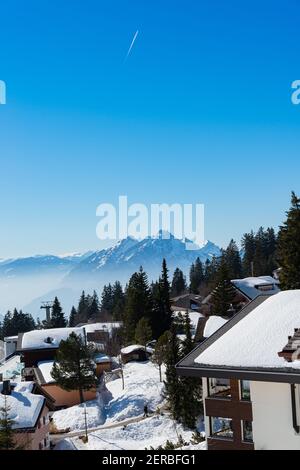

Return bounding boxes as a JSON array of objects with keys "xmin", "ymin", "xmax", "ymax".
[{"xmin": 2, "ymin": 380, "xmax": 11, "ymax": 396}]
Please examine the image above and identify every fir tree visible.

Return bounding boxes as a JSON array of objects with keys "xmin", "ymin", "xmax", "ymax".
[
  {"xmin": 69, "ymin": 306, "xmax": 77, "ymax": 327},
  {"xmin": 124, "ymin": 267, "xmax": 153, "ymax": 343},
  {"xmin": 152, "ymin": 331, "xmax": 170, "ymax": 382},
  {"xmin": 111, "ymin": 281, "xmax": 125, "ymax": 320},
  {"xmin": 278, "ymin": 192, "xmax": 300, "ymax": 289},
  {"xmin": 50, "ymin": 297, "xmax": 67, "ymax": 328},
  {"xmin": 171, "ymin": 268, "xmax": 187, "ymax": 297},
  {"xmin": 181, "ymin": 310, "xmax": 194, "ymax": 357},
  {"xmin": 100, "ymin": 284, "xmax": 114, "ymax": 317},
  {"xmin": 224, "ymin": 239, "xmax": 242, "ymax": 279},
  {"xmin": 211, "ymin": 256, "xmax": 236, "ymax": 316},
  {"xmin": 190, "ymin": 257, "xmax": 204, "ymax": 294},
  {"xmin": 152, "ymin": 260, "xmax": 172, "ymax": 339},
  {"xmin": 77, "ymin": 291, "xmax": 89, "ymax": 322},
  {"xmin": 135, "ymin": 317, "xmax": 152, "ymax": 349},
  {"xmin": 51, "ymin": 332, "xmax": 97, "ymax": 404},
  {"xmin": 88, "ymin": 291, "xmax": 101, "ymax": 319},
  {"xmin": 164, "ymin": 325, "xmax": 183, "ymax": 422}
]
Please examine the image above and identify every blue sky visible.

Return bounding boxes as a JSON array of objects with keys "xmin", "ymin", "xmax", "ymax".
[{"xmin": 0, "ymin": 0, "xmax": 300, "ymax": 258}]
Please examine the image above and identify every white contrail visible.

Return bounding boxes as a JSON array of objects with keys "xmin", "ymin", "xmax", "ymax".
[{"xmin": 124, "ymin": 30, "xmax": 139, "ymax": 62}]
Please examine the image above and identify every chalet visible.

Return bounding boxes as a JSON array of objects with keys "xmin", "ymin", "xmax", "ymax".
[
  {"xmin": 171, "ymin": 293, "xmax": 202, "ymax": 313},
  {"xmin": 201, "ymin": 276, "xmax": 280, "ymax": 316},
  {"xmin": 0, "ymin": 379, "xmax": 54, "ymax": 450},
  {"xmin": 17, "ymin": 327, "xmax": 85, "ymax": 368},
  {"xmin": 121, "ymin": 345, "xmax": 153, "ymax": 364},
  {"xmin": 177, "ymin": 291, "xmax": 300, "ymax": 450}
]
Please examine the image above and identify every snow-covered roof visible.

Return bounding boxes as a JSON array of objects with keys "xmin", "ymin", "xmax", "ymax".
[
  {"xmin": 38, "ymin": 360, "xmax": 55, "ymax": 384},
  {"xmin": 0, "ymin": 381, "xmax": 45, "ymax": 429},
  {"xmin": 21, "ymin": 327, "xmax": 85, "ymax": 350},
  {"xmin": 231, "ymin": 276, "xmax": 280, "ymax": 300},
  {"xmin": 195, "ymin": 291, "xmax": 300, "ymax": 369},
  {"xmin": 203, "ymin": 316, "xmax": 228, "ymax": 338},
  {"xmin": 121, "ymin": 345, "xmax": 153, "ymax": 355},
  {"xmin": 83, "ymin": 322, "xmax": 122, "ymax": 334}
]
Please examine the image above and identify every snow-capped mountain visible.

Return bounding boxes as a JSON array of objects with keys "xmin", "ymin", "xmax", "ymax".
[{"xmin": 0, "ymin": 234, "xmax": 221, "ymax": 318}]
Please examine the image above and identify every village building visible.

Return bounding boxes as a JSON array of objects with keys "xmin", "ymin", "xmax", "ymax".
[
  {"xmin": 177, "ymin": 291, "xmax": 300, "ymax": 450},
  {"xmin": 0, "ymin": 379, "xmax": 54, "ymax": 450},
  {"xmin": 121, "ymin": 345, "xmax": 153, "ymax": 364}
]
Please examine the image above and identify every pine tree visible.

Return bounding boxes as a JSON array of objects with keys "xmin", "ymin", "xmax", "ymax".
[
  {"xmin": 51, "ymin": 332, "xmax": 97, "ymax": 404},
  {"xmin": 164, "ymin": 325, "xmax": 183, "ymax": 422},
  {"xmin": 135, "ymin": 317, "xmax": 152, "ymax": 349},
  {"xmin": 111, "ymin": 281, "xmax": 125, "ymax": 320},
  {"xmin": 124, "ymin": 267, "xmax": 153, "ymax": 343},
  {"xmin": 100, "ymin": 284, "xmax": 114, "ymax": 317},
  {"xmin": 50, "ymin": 297, "xmax": 67, "ymax": 328},
  {"xmin": 241, "ymin": 231, "xmax": 256, "ymax": 277},
  {"xmin": 211, "ymin": 256, "xmax": 236, "ymax": 316},
  {"xmin": 152, "ymin": 260, "xmax": 172, "ymax": 339},
  {"xmin": 69, "ymin": 306, "xmax": 77, "ymax": 327},
  {"xmin": 190, "ymin": 257, "xmax": 204, "ymax": 294},
  {"xmin": 152, "ymin": 331, "xmax": 170, "ymax": 382},
  {"xmin": 88, "ymin": 291, "xmax": 101, "ymax": 320},
  {"xmin": 278, "ymin": 192, "xmax": 300, "ymax": 289},
  {"xmin": 224, "ymin": 239, "xmax": 242, "ymax": 279},
  {"xmin": 181, "ymin": 310, "xmax": 194, "ymax": 357},
  {"xmin": 77, "ymin": 291, "xmax": 89, "ymax": 322},
  {"xmin": 171, "ymin": 268, "xmax": 187, "ymax": 297}
]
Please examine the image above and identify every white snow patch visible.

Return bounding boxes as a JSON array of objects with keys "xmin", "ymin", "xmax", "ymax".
[
  {"xmin": 203, "ymin": 316, "xmax": 228, "ymax": 338},
  {"xmin": 21, "ymin": 327, "xmax": 85, "ymax": 350},
  {"xmin": 38, "ymin": 360, "xmax": 55, "ymax": 383}
]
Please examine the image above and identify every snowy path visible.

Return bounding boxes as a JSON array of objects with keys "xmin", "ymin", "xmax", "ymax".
[{"xmin": 51, "ymin": 413, "xmax": 155, "ymax": 443}]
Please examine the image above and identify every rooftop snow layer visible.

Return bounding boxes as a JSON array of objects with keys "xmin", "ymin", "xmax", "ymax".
[
  {"xmin": 38, "ymin": 360, "xmax": 55, "ymax": 383},
  {"xmin": 21, "ymin": 327, "xmax": 85, "ymax": 350},
  {"xmin": 195, "ymin": 291, "xmax": 300, "ymax": 369},
  {"xmin": 231, "ymin": 276, "xmax": 280, "ymax": 300},
  {"xmin": 203, "ymin": 316, "xmax": 228, "ymax": 338},
  {"xmin": 121, "ymin": 345, "xmax": 153, "ymax": 355},
  {"xmin": 0, "ymin": 381, "xmax": 45, "ymax": 429}
]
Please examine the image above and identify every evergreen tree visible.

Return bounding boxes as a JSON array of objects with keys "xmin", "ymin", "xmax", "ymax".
[
  {"xmin": 50, "ymin": 297, "xmax": 67, "ymax": 328},
  {"xmin": 152, "ymin": 331, "xmax": 170, "ymax": 382},
  {"xmin": 152, "ymin": 260, "xmax": 172, "ymax": 339},
  {"xmin": 171, "ymin": 268, "xmax": 187, "ymax": 297},
  {"xmin": 164, "ymin": 325, "xmax": 183, "ymax": 422},
  {"xmin": 241, "ymin": 231, "xmax": 256, "ymax": 277},
  {"xmin": 224, "ymin": 239, "xmax": 242, "ymax": 279},
  {"xmin": 211, "ymin": 256, "xmax": 236, "ymax": 316},
  {"xmin": 135, "ymin": 317, "xmax": 152, "ymax": 349},
  {"xmin": 181, "ymin": 310, "xmax": 194, "ymax": 357},
  {"xmin": 111, "ymin": 281, "xmax": 125, "ymax": 320},
  {"xmin": 2, "ymin": 309, "xmax": 35, "ymax": 337},
  {"xmin": 100, "ymin": 284, "xmax": 114, "ymax": 317},
  {"xmin": 278, "ymin": 192, "xmax": 300, "ymax": 289},
  {"xmin": 51, "ymin": 332, "xmax": 97, "ymax": 404},
  {"xmin": 190, "ymin": 257, "xmax": 204, "ymax": 294},
  {"xmin": 124, "ymin": 267, "xmax": 153, "ymax": 343},
  {"xmin": 77, "ymin": 291, "xmax": 89, "ymax": 322},
  {"xmin": 88, "ymin": 291, "xmax": 101, "ymax": 319},
  {"xmin": 69, "ymin": 306, "xmax": 77, "ymax": 327}
]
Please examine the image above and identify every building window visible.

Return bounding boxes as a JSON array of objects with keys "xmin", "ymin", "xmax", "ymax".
[
  {"xmin": 210, "ymin": 417, "xmax": 234, "ymax": 440},
  {"xmin": 242, "ymin": 421, "xmax": 253, "ymax": 442},
  {"xmin": 240, "ymin": 380, "xmax": 251, "ymax": 401},
  {"xmin": 208, "ymin": 378, "xmax": 231, "ymax": 399}
]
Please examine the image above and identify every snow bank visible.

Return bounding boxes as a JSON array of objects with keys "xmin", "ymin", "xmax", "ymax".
[
  {"xmin": 203, "ymin": 316, "xmax": 228, "ymax": 338},
  {"xmin": 52, "ymin": 396, "xmax": 106, "ymax": 432},
  {"xmin": 195, "ymin": 290, "xmax": 300, "ymax": 369}
]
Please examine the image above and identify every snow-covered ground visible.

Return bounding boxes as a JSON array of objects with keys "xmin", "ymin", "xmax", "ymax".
[
  {"xmin": 53, "ymin": 361, "xmax": 206, "ymax": 451},
  {"xmin": 56, "ymin": 415, "xmax": 206, "ymax": 451},
  {"xmin": 53, "ymin": 361, "xmax": 164, "ymax": 431}
]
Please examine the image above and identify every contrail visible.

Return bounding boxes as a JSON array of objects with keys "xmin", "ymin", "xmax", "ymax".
[{"xmin": 124, "ymin": 30, "xmax": 139, "ymax": 62}]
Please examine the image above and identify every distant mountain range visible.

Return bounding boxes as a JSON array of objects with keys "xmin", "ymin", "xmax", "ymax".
[{"xmin": 0, "ymin": 233, "xmax": 221, "ymax": 320}]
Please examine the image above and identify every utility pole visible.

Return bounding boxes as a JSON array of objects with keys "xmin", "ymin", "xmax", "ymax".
[{"xmin": 83, "ymin": 402, "xmax": 88, "ymax": 443}]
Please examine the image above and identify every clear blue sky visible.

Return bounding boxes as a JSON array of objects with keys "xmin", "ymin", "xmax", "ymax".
[{"xmin": 0, "ymin": 0, "xmax": 300, "ymax": 258}]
